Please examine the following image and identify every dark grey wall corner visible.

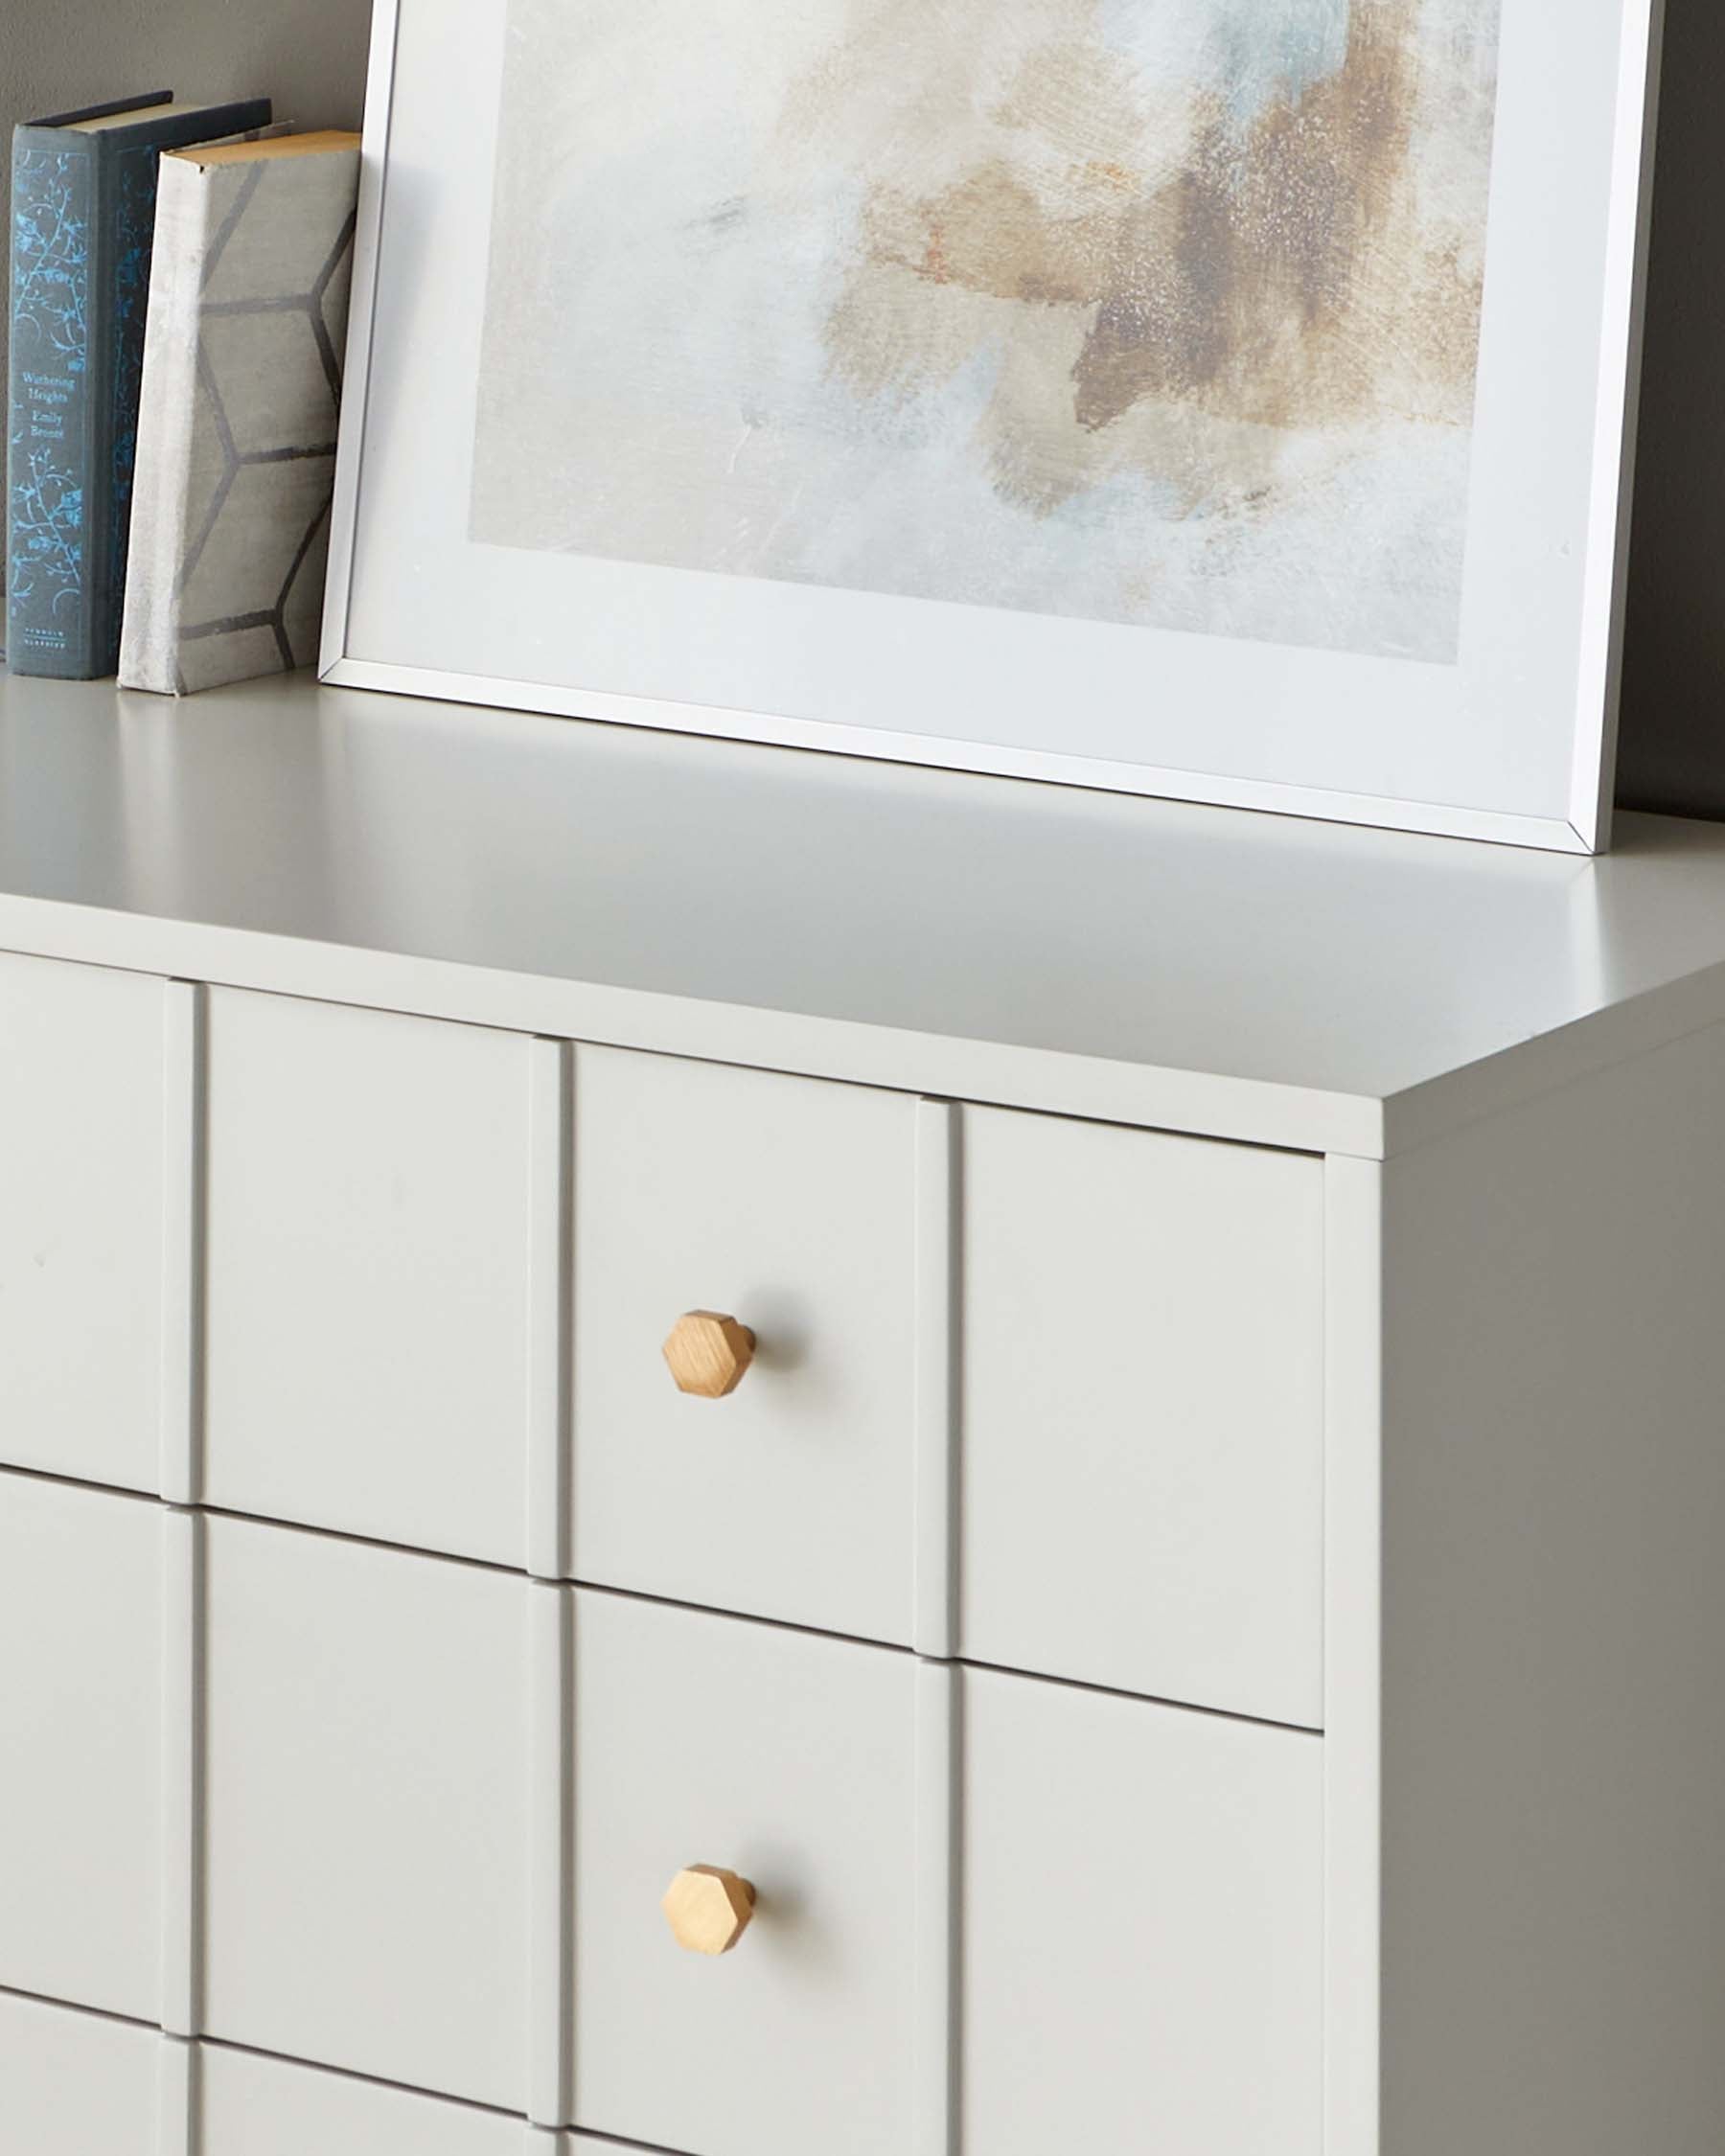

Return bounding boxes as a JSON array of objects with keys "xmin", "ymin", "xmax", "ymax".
[{"xmin": 1617, "ymin": 0, "xmax": 1725, "ymax": 818}]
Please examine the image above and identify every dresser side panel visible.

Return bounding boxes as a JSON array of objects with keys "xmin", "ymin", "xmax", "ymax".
[{"xmin": 1376, "ymin": 1020, "xmax": 1725, "ymax": 2154}]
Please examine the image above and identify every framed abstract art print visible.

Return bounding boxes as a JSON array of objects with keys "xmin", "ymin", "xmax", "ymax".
[{"xmin": 323, "ymin": 0, "xmax": 1667, "ymax": 852}]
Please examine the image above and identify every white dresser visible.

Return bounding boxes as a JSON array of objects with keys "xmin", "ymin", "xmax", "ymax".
[{"xmin": 4, "ymin": 673, "xmax": 1725, "ymax": 2156}]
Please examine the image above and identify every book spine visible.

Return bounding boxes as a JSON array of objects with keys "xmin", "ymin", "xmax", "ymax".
[
  {"xmin": 93, "ymin": 133, "xmax": 168, "ymax": 675},
  {"xmin": 119, "ymin": 158, "xmax": 208, "ymax": 694},
  {"xmin": 94, "ymin": 103, "xmax": 272, "ymax": 674},
  {"xmin": 6, "ymin": 127, "xmax": 98, "ymax": 676}
]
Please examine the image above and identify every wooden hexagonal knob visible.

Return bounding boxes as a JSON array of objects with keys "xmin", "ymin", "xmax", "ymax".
[
  {"xmin": 662, "ymin": 1865, "xmax": 756, "ymax": 1955},
  {"xmin": 662, "ymin": 1310, "xmax": 756, "ymax": 1398}
]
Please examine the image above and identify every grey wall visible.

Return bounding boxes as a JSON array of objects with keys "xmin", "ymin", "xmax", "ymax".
[
  {"xmin": 1, "ymin": 0, "xmax": 374, "ymax": 402},
  {"xmin": 1617, "ymin": 0, "xmax": 1725, "ymax": 818}
]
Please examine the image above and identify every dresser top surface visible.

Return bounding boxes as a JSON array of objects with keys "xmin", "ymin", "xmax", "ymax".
[{"xmin": 5, "ymin": 668, "xmax": 1725, "ymax": 1158}]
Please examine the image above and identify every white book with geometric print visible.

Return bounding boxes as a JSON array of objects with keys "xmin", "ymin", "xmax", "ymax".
[{"xmin": 120, "ymin": 130, "xmax": 360, "ymax": 694}]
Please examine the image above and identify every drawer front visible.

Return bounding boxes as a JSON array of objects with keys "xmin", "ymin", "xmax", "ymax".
[
  {"xmin": 0, "ymin": 1471, "xmax": 162, "ymax": 2020},
  {"xmin": 571, "ymin": 1589, "xmax": 919, "ymax": 2156},
  {"xmin": 961, "ymin": 1665, "xmax": 1323, "ymax": 2156},
  {"xmin": 202, "ymin": 989, "xmax": 539, "ymax": 1566},
  {"xmin": 198, "ymin": 1516, "xmax": 922, "ymax": 2142},
  {"xmin": 202, "ymin": 1513, "xmax": 531, "ymax": 2109},
  {"xmin": 7, "ymin": 1486, "xmax": 1321, "ymax": 2154},
  {"xmin": 572, "ymin": 1047, "xmax": 918, "ymax": 1642},
  {"xmin": 960, "ymin": 1105, "xmax": 1324, "ymax": 1727},
  {"xmin": 0, "ymin": 1989, "xmax": 161, "ymax": 2156},
  {"xmin": 0, "ymin": 951, "xmax": 167, "ymax": 1492},
  {"xmin": 570, "ymin": 1596, "xmax": 1320, "ymax": 2156}
]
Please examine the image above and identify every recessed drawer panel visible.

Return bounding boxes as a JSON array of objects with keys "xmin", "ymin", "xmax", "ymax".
[
  {"xmin": 0, "ymin": 1471, "xmax": 162, "ymax": 2020},
  {"xmin": 571, "ymin": 1590, "xmax": 919, "ymax": 2156},
  {"xmin": 571, "ymin": 1047, "xmax": 918, "ymax": 1643},
  {"xmin": 202, "ymin": 989, "xmax": 538, "ymax": 1566},
  {"xmin": 0, "ymin": 952, "xmax": 167, "ymax": 1492},
  {"xmin": 201, "ymin": 1513, "xmax": 531, "ymax": 2110},
  {"xmin": 960, "ymin": 1106, "xmax": 1324, "ymax": 1727},
  {"xmin": 0, "ymin": 1989, "xmax": 161, "ymax": 2156},
  {"xmin": 961, "ymin": 1665, "xmax": 1323, "ymax": 2156}
]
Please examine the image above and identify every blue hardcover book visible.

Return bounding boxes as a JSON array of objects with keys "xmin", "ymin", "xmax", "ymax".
[{"xmin": 7, "ymin": 91, "xmax": 272, "ymax": 678}]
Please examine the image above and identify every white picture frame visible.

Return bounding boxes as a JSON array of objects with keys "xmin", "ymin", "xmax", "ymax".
[{"xmin": 322, "ymin": 0, "xmax": 1668, "ymax": 854}]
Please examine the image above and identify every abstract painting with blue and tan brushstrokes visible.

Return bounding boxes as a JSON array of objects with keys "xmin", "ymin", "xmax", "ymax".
[{"xmin": 472, "ymin": 0, "xmax": 1503, "ymax": 663}]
